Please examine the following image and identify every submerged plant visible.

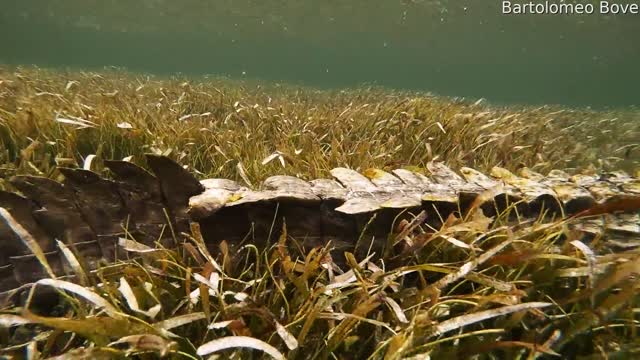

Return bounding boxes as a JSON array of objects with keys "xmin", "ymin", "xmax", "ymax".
[
  {"xmin": 0, "ymin": 65, "xmax": 638, "ymax": 359},
  {"xmin": 0, "ymin": 65, "xmax": 637, "ymax": 186},
  {"xmin": 1, "ymin": 200, "xmax": 639, "ymax": 359}
]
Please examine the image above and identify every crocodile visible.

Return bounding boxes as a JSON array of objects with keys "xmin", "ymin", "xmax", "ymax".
[{"xmin": 0, "ymin": 154, "xmax": 639, "ymax": 302}]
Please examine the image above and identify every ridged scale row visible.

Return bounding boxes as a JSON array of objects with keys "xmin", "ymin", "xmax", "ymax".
[{"xmin": 0, "ymin": 155, "xmax": 638, "ymax": 298}]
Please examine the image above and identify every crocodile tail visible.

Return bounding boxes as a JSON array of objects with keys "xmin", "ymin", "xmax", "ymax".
[
  {"xmin": 0, "ymin": 155, "xmax": 204, "ymax": 298},
  {"xmin": 1, "ymin": 156, "xmax": 639, "ymax": 300}
]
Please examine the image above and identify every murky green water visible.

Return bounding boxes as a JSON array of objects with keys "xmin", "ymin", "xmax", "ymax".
[{"xmin": 1, "ymin": 0, "xmax": 638, "ymax": 108}]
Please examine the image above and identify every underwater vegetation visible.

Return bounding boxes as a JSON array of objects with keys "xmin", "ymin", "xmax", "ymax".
[
  {"xmin": 0, "ymin": 65, "xmax": 639, "ymax": 359},
  {"xmin": 0, "ymin": 65, "xmax": 637, "ymax": 185}
]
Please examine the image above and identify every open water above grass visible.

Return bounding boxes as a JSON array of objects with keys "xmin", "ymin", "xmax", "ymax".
[{"xmin": 1, "ymin": 0, "xmax": 638, "ymax": 108}]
